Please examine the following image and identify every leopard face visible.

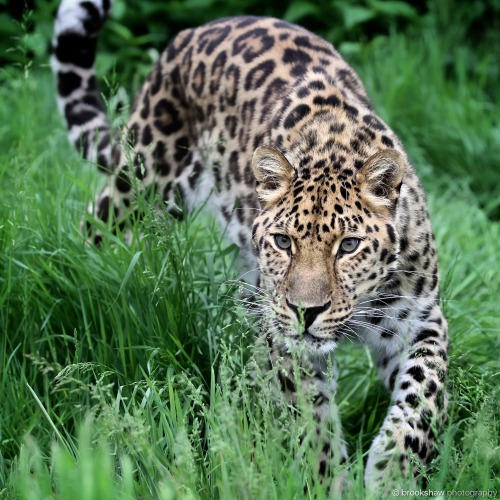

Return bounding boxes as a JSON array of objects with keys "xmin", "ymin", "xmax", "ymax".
[{"xmin": 252, "ymin": 146, "xmax": 405, "ymax": 353}]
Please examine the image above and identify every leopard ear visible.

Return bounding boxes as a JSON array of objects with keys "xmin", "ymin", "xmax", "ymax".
[
  {"xmin": 252, "ymin": 146, "xmax": 294, "ymax": 206},
  {"xmin": 356, "ymin": 149, "xmax": 406, "ymax": 208}
]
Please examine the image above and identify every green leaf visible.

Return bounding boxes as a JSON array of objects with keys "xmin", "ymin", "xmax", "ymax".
[
  {"xmin": 338, "ymin": 41, "xmax": 363, "ymax": 56},
  {"xmin": 370, "ymin": 0, "xmax": 417, "ymax": 18},
  {"xmin": 116, "ymin": 251, "xmax": 143, "ymax": 297},
  {"xmin": 337, "ymin": 5, "xmax": 376, "ymax": 29},
  {"xmin": 284, "ymin": 2, "xmax": 321, "ymax": 23},
  {"xmin": 107, "ymin": 20, "xmax": 134, "ymax": 41}
]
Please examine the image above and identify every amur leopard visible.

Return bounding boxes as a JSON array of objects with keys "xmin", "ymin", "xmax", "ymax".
[{"xmin": 51, "ymin": 0, "xmax": 448, "ymax": 490}]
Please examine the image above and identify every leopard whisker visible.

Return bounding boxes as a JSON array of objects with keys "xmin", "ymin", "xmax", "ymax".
[
  {"xmin": 347, "ymin": 319, "xmax": 404, "ymax": 341},
  {"xmin": 338, "ymin": 323, "xmax": 364, "ymax": 343},
  {"xmin": 352, "ymin": 311, "xmax": 426, "ymax": 326},
  {"xmin": 386, "ymin": 269, "xmax": 440, "ymax": 278},
  {"xmin": 356, "ymin": 293, "xmax": 421, "ymax": 306}
]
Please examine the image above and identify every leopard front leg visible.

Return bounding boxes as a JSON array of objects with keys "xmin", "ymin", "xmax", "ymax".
[
  {"xmin": 268, "ymin": 337, "xmax": 348, "ymax": 492},
  {"xmin": 365, "ymin": 302, "xmax": 448, "ymax": 489}
]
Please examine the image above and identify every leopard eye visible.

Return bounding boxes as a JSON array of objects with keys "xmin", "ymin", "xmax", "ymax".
[
  {"xmin": 274, "ymin": 234, "xmax": 292, "ymax": 251},
  {"xmin": 339, "ymin": 237, "xmax": 360, "ymax": 254}
]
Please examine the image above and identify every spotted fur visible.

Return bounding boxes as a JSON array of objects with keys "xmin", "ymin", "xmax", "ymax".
[{"xmin": 52, "ymin": 0, "xmax": 448, "ymax": 490}]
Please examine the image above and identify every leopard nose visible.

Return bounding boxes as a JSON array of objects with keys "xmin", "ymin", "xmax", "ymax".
[{"xmin": 286, "ymin": 299, "xmax": 331, "ymax": 331}]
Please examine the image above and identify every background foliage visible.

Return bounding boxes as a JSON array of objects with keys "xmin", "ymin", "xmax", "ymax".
[
  {"xmin": 2, "ymin": 0, "xmax": 500, "ymax": 215},
  {"xmin": 0, "ymin": 0, "xmax": 499, "ymax": 498}
]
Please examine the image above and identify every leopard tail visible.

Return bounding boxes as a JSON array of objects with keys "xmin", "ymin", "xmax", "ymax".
[{"xmin": 51, "ymin": 0, "xmax": 113, "ymax": 172}]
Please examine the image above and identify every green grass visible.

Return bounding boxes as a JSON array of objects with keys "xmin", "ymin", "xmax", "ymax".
[{"xmin": 1, "ymin": 18, "xmax": 499, "ymax": 499}]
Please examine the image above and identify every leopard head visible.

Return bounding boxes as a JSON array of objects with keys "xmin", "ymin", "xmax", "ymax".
[{"xmin": 251, "ymin": 145, "xmax": 406, "ymax": 353}]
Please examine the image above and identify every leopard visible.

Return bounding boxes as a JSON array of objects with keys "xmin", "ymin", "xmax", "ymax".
[{"xmin": 51, "ymin": 0, "xmax": 448, "ymax": 491}]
